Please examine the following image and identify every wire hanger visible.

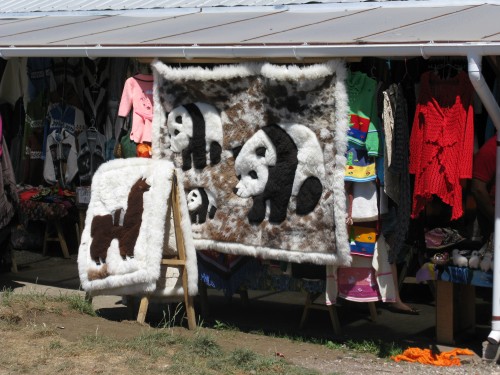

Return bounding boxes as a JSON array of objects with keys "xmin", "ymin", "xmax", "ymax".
[{"xmin": 401, "ymin": 58, "xmax": 409, "ymax": 82}]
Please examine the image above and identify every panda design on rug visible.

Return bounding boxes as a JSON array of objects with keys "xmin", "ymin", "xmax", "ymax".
[
  {"xmin": 187, "ymin": 188, "xmax": 217, "ymax": 224},
  {"xmin": 167, "ymin": 102, "xmax": 223, "ymax": 171},
  {"xmin": 233, "ymin": 123, "xmax": 325, "ymax": 224}
]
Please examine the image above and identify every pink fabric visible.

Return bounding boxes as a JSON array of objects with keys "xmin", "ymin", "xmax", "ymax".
[
  {"xmin": 337, "ymin": 266, "xmax": 381, "ymax": 302},
  {"xmin": 118, "ymin": 74, "xmax": 154, "ymax": 143}
]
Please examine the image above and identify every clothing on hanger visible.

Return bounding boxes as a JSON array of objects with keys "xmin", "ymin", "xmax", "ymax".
[
  {"xmin": 409, "ymin": 70, "xmax": 474, "ymax": 220},
  {"xmin": 117, "ymin": 74, "xmax": 154, "ymax": 144},
  {"xmin": 43, "ymin": 128, "xmax": 78, "ymax": 188}
]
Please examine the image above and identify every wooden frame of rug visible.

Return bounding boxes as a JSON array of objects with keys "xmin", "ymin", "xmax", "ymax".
[{"xmin": 135, "ymin": 171, "xmax": 197, "ymax": 330}]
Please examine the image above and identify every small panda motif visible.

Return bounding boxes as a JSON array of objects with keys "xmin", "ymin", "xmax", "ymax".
[
  {"xmin": 187, "ymin": 188, "xmax": 217, "ymax": 224},
  {"xmin": 167, "ymin": 102, "xmax": 223, "ymax": 171},
  {"xmin": 233, "ymin": 123, "xmax": 325, "ymax": 224}
]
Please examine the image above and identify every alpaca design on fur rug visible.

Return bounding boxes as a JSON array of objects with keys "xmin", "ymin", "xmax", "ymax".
[
  {"xmin": 152, "ymin": 60, "xmax": 351, "ymax": 266},
  {"xmin": 90, "ymin": 178, "xmax": 150, "ymax": 265},
  {"xmin": 77, "ymin": 158, "xmax": 198, "ymax": 297}
]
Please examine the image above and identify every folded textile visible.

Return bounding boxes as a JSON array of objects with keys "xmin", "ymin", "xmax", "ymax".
[
  {"xmin": 392, "ymin": 347, "xmax": 474, "ymax": 366},
  {"xmin": 425, "ymin": 228, "xmax": 464, "ymax": 249}
]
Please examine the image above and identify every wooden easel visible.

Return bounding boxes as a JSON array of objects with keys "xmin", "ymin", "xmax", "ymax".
[{"xmin": 136, "ymin": 172, "xmax": 197, "ymax": 330}]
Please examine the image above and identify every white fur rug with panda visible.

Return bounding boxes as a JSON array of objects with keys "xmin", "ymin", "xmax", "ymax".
[
  {"xmin": 152, "ymin": 60, "xmax": 350, "ymax": 266},
  {"xmin": 77, "ymin": 158, "xmax": 198, "ymax": 297}
]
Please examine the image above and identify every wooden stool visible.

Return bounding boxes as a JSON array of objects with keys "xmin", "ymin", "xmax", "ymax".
[
  {"xmin": 300, "ymin": 292, "xmax": 342, "ymax": 336},
  {"xmin": 42, "ymin": 219, "xmax": 70, "ymax": 259}
]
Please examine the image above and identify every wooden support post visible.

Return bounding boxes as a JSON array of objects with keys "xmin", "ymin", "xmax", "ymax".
[
  {"xmin": 137, "ymin": 296, "xmax": 150, "ymax": 324},
  {"xmin": 135, "ymin": 171, "xmax": 197, "ymax": 330},
  {"xmin": 458, "ymin": 284, "xmax": 476, "ymax": 334},
  {"xmin": 436, "ymin": 280, "xmax": 454, "ymax": 345},
  {"xmin": 435, "ymin": 280, "xmax": 476, "ymax": 345}
]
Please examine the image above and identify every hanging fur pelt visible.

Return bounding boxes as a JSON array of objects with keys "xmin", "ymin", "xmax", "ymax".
[
  {"xmin": 152, "ymin": 59, "xmax": 351, "ymax": 267},
  {"xmin": 78, "ymin": 158, "xmax": 198, "ymax": 297}
]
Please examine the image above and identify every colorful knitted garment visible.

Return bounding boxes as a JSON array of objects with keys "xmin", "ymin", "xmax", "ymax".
[
  {"xmin": 346, "ymin": 70, "xmax": 381, "ymax": 156},
  {"xmin": 349, "ymin": 225, "xmax": 377, "ymax": 257},
  {"xmin": 409, "ymin": 71, "xmax": 474, "ymax": 220},
  {"xmin": 392, "ymin": 347, "xmax": 474, "ymax": 366}
]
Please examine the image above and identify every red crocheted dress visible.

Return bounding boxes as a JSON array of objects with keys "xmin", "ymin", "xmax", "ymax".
[{"xmin": 409, "ymin": 71, "xmax": 474, "ymax": 220}]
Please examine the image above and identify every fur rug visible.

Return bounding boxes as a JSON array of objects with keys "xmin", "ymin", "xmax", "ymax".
[
  {"xmin": 152, "ymin": 60, "xmax": 350, "ymax": 266},
  {"xmin": 78, "ymin": 158, "xmax": 198, "ymax": 297}
]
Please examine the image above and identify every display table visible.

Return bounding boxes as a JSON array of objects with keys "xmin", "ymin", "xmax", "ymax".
[
  {"xmin": 417, "ymin": 263, "xmax": 492, "ymax": 345},
  {"xmin": 17, "ymin": 191, "xmax": 75, "ymax": 259}
]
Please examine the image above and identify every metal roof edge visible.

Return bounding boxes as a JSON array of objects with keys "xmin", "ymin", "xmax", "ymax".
[{"xmin": 1, "ymin": 42, "xmax": 500, "ymax": 59}]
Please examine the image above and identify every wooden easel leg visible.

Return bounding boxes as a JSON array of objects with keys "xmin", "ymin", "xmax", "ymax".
[
  {"xmin": 327, "ymin": 305, "xmax": 342, "ymax": 336},
  {"xmin": 54, "ymin": 220, "xmax": 70, "ymax": 259},
  {"xmin": 137, "ymin": 296, "xmax": 149, "ymax": 324},
  {"xmin": 42, "ymin": 222, "xmax": 49, "ymax": 255},
  {"xmin": 184, "ymin": 294, "xmax": 197, "ymax": 330},
  {"xmin": 299, "ymin": 292, "xmax": 313, "ymax": 329},
  {"xmin": 172, "ymin": 172, "xmax": 197, "ymax": 330},
  {"xmin": 10, "ymin": 244, "xmax": 17, "ymax": 273},
  {"xmin": 368, "ymin": 302, "xmax": 378, "ymax": 321}
]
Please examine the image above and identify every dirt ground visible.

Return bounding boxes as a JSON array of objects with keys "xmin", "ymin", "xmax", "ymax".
[
  {"xmin": 1, "ymin": 251, "xmax": 500, "ymax": 374},
  {"xmin": 0, "ymin": 295, "xmax": 499, "ymax": 375}
]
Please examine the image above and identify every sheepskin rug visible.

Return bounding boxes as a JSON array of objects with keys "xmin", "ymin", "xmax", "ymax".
[
  {"xmin": 78, "ymin": 158, "xmax": 198, "ymax": 297},
  {"xmin": 152, "ymin": 60, "xmax": 350, "ymax": 266}
]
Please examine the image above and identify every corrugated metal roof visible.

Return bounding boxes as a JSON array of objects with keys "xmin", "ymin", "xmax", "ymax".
[
  {"xmin": 0, "ymin": 0, "xmax": 373, "ymax": 13},
  {"xmin": 0, "ymin": 1, "xmax": 499, "ymax": 58}
]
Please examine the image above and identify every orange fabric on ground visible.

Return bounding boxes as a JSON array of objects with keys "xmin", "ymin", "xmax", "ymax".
[{"xmin": 392, "ymin": 347, "xmax": 474, "ymax": 366}]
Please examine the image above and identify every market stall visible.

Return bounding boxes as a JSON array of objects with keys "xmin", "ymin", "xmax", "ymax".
[{"xmin": 1, "ymin": 0, "xmax": 500, "ymax": 357}]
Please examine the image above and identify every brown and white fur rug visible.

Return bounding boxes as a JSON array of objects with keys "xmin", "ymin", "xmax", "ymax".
[
  {"xmin": 78, "ymin": 158, "xmax": 198, "ymax": 297},
  {"xmin": 152, "ymin": 60, "xmax": 350, "ymax": 267}
]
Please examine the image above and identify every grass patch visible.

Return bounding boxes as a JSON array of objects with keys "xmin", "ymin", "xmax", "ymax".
[
  {"xmin": 191, "ymin": 333, "xmax": 223, "ymax": 357},
  {"xmin": 30, "ymin": 324, "xmax": 58, "ymax": 338},
  {"xmin": 225, "ymin": 326, "xmax": 403, "ymax": 360},
  {"xmin": 1, "ymin": 289, "xmax": 96, "ymax": 317},
  {"xmin": 128, "ymin": 330, "xmax": 184, "ymax": 359},
  {"xmin": 1, "ymin": 287, "xmax": 14, "ymax": 306},
  {"xmin": 213, "ymin": 319, "xmax": 239, "ymax": 331},
  {"xmin": 49, "ymin": 340, "xmax": 63, "ymax": 350},
  {"xmin": 157, "ymin": 302, "xmax": 185, "ymax": 328},
  {"xmin": 57, "ymin": 294, "xmax": 96, "ymax": 316}
]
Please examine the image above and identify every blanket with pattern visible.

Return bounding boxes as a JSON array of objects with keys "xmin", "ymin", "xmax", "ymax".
[
  {"xmin": 78, "ymin": 158, "xmax": 198, "ymax": 297},
  {"xmin": 152, "ymin": 60, "xmax": 350, "ymax": 266}
]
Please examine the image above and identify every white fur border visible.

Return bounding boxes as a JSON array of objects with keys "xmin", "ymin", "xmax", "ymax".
[
  {"xmin": 78, "ymin": 158, "xmax": 198, "ymax": 297},
  {"xmin": 151, "ymin": 59, "xmax": 260, "ymax": 81},
  {"xmin": 194, "ymin": 239, "xmax": 343, "ymax": 265},
  {"xmin": 328, "ymin": 59, "xmax": 351, "ymax": 267},
  {"xmin": 151, "ymin": 59, "xmax": 351, "ymax": 266}
]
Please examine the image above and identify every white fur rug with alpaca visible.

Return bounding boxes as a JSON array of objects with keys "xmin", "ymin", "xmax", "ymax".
[
  {"xmin": 78, "ymin": 158, "xmax": 198, "ymax": 297},
  {"xmin": 152, "ymin": 60, "xmax": 350, "ymax": 267}
]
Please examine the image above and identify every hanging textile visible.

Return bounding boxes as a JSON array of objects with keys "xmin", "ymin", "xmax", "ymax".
[
  {"xmin": 0, "ymin": 135, "xmax": 18, "ymax": 230},
  {"xmin": 381, "ymin": 83, "xmax": 411, "ymax": 261},
  {"xmin": 43, "ymin": 128, "xmax": 79, "ymax": 188},
  {"xmin": 409, "ymin": 70, "xmax": 474, "ymax": 220}
]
